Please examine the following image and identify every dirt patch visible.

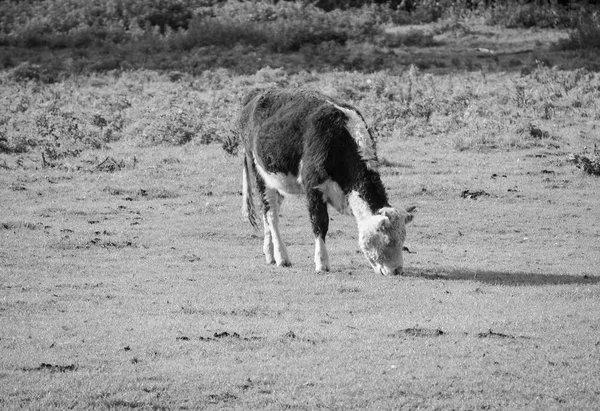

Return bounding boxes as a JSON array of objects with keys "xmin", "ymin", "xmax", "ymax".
[
  {"xmin": 476, "ymin": 329, "xmax": 531, "ymax": 340},
  {"xmin": 22, "ymin": 363, "xmax": 78, "ymax": 373},
  {"xmin": 194, "ymin": 332, "xmax": 263, "ymax": 342},
  {"xmin": 87, "ymin": 238, "xmax": 137, "ymax": 249},
  {"xmin": 407, "ymin": 268, "xmax": 600, "ymax": 286},
  {"xmin": 207, "ymin": 392, "xmax": 238, "ymax": 404},
  {"xmin": 390, "ymin": 328, "xmax": 445, "ymax": 338},
  {"xmin": 1, "ymin": 221, "xmax": 42, "ymax": 231},
  {"xmin": 103, "ymin": 186, "xmax": 179, "ymax": 200}
]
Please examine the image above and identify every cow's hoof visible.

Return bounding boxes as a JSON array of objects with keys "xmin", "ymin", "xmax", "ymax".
[{"xmin": 315, "ymin": 265, "xmax": 330, "ymax": 273}]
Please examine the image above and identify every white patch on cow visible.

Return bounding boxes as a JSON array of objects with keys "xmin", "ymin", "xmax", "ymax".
[
  {"xmin": 262, "ymin": 214, "xmax": 275, "ymax": 264},
  {"xmin": 329, "ymin": 103, "xmax": 377, "ymax": 170},
  {"xmin": 254, "ymin": 155, "xmax": 304, "ymax": 196},
  {"xmin": 316, "ymin": 179, "xmax": 349, "ymax": 214},
  {"xmin": 314, "ymin": 237, "xmax": 330, "ymax": 272},
  {"xmin": 297, "ymin": 160, "xmax": 304, "ymax": 186},
  {"xmin": 348, "ymin": 190, "xmax": 372, "ymax": 221}
]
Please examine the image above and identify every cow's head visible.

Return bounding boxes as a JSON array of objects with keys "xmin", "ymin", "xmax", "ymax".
[{"xmin": 358, "ymin": 206, "xmax": 414, "ymax": 276}]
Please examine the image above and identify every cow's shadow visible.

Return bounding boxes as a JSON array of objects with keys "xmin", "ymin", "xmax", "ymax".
[{"xmin": 402, "ymin": 267, "xmax": 600, "ymax": 286}]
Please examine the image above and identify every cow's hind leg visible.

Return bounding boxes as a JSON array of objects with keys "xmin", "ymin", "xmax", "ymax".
[
  {"xmin": 262, "ymin": 187, "xmax": 291, "ymax": 267},
  {"xmin": 252, "ymin": 164, "xmax": 275, "ymax": 264},
  {"xmin": 308, "ymin": 189, "xmax": 330, "ymax": 272}
]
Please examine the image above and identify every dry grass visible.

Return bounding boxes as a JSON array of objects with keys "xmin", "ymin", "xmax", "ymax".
[{"xmin": 2, "ymin": 138, "xmax": 600, "ymax": 410}]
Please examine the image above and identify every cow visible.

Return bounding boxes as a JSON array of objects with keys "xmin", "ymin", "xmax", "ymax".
[{"xmin": 238, "ymin": 87, "xmax": 414, "ymax": 275}]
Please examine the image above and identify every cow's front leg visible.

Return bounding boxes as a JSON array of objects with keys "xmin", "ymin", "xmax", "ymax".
[
  {"xmin": 264, "ymin": 188, "xmax": 291, "ymax": 267},
  {"xmin": 308, "ymin": 190, "xmax": 330, "ymax": 272},
  {"xmin": 262, "ymin": 214, "xmax": 275, "ymax": 264}
]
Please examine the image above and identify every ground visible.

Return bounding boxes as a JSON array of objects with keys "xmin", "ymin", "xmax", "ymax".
[{"xmin": 1, "ymin": 23, "xmax": 600, "ymax": 410}]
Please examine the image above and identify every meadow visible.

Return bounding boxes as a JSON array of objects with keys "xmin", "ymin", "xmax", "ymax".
[{"xmin": 2, "ymin": 1, "xmax": 600, "ymax": 409}]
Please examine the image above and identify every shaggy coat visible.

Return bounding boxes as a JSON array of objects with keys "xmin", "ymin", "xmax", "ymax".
[{"xmin": 238, "ymin": 87, "xmax": 414, "ymax": 275}]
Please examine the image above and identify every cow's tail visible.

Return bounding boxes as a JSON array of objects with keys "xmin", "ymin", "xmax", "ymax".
[{"xmin": 242, "ymin": 150, "xmax": 259, "ymax": 231}]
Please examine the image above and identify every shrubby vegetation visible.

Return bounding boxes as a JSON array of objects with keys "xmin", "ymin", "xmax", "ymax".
[
  {"xmin": 1, "ymin": 0, "xmax": 599, "ymax": 171},
  {"xmin": 1, "ymin": 64, "xmax": 598, "ymax": 162},
  {"xmin": 0, "ymin": 0, "xmax": 397, "ymax": 50},
  {"xmin": 0, "ymin": 0, "xmax": 599, "ymax": 77}
]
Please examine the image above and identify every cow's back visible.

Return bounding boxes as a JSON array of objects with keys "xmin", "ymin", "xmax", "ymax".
[{"xmin": 239, "ymin": 88, "xmax": 336, "ymax": 176}]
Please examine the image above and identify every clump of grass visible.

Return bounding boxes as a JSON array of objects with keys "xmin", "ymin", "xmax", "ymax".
[
  {"xmin": 451, "ymin": 119, "xmax": 506, "ymax": 151},
  {"xmin": 10, "ymin": 62, "xmax": 59, "ymax": 84},
  {"xmin": 128, "ymin": 106, "xmax": 201, "ymax": 146},
  {"xmin": 221, "ymin": 131, "xmax": 240, "ymax": 156},
  {"xmin": 34, "ymin": 108, "xmax": 107, "ymax": 160},
  {"xmin": 568, "ymin": 145, "xmax": 600, "ymax": 176}
]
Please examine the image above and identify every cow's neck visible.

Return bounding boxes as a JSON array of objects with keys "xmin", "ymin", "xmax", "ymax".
[{"xmin": 347, "ymin": 170, "xmax": 389, "ymax": 222}]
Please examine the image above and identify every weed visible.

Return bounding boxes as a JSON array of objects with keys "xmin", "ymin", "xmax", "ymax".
[
  {"xmin": 131, "ymin": 107, "xmax": 200, "ymax": 146},
  {"xmin": 96, "ymin": 156, "xmax": 125, "ymax": 172},
  {"xmin": 542, "ymin": 102, "xmax": 554, "ymax": 120},
  {"xmin": 222, "ymin": 131, "xmax": 240, "ymax": 156},
  {"xmin": 568, "ymin": 145, "xmax": 600, "ymax": 176},
  {"xmin": 527, "ymin": 123, "xmax": 550, "ymax": 139},
  {"xmin": 514, "ymin": 84, "xmax": 527, "ymax": 108}
]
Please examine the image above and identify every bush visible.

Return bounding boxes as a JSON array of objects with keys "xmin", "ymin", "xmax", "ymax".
[
  {"xmin": 169, "ymin": 1, "xmax": 378, "ymax": 52},
  {"xmin": 10, "ymin": 62, "xmax": 59, "ymax": 84},
  {"xmin": 565, "ymin": 12, "xmax": 600, "ymax": 49},
  {"xmin": 483, "ymin": 0, "xmax": 577, "ymax": 29},
  {"xmin": 170, "ymin": 17, "xmax": 267, "ymax": 50},
  {"xmin": 135, "ymin": 0, "xmax": 194, "ymax": 33}
]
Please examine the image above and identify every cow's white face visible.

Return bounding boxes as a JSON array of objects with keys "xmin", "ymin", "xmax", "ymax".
[{"xmin": 358, "ymin": 207, "xmax": 413, "ymax": 276}]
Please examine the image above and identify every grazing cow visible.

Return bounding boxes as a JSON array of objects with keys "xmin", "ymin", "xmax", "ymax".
[{"xmin": 238, "ymin": 87, "xmax": 414, "ymax": 275}]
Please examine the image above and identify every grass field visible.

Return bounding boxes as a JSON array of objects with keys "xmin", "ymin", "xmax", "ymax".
[{"xmin": 2, "ymin": 8, "xmax": 600, "ymax": 409}]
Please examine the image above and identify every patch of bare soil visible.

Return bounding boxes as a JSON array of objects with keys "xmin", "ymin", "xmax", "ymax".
[
  {"xmin": 22, "ymin": 363, "xmax": 78, "ymax": 373},
  {"xmin": 476, "ymin": 329, "xmax": 530, "ymax": 339},
  {"xmin": 389, "ymin": 328, "xmax": 445, "ymax": 338}
]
